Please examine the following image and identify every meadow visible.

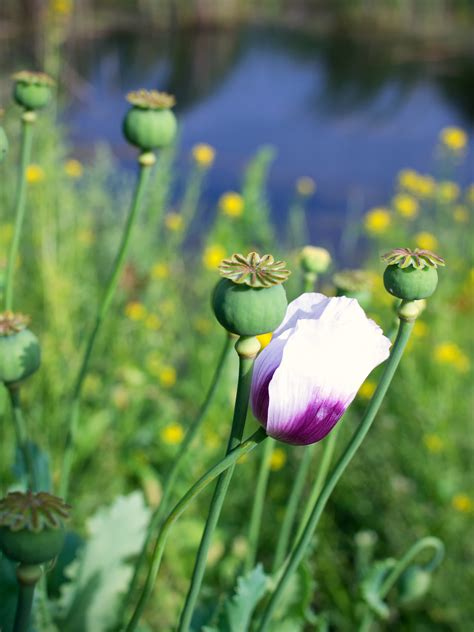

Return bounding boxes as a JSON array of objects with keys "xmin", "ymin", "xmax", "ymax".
[{"xmin": 0, "ymin": 70, "xmax": 472, "ymax": 632}]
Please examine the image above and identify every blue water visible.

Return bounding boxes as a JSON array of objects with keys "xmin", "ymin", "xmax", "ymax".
[{"xmin": 65, "ymin": 26, "xmax": 473, "ymax": 249}]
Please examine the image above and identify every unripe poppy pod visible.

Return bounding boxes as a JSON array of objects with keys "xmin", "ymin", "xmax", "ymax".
[
  {"xmin": 399, "ymin": 565, "xmax": 432, "ymax": 606},
  {"xmin": 382, "ymin": 248, "xmax": 444, "ymax": 301},
  {"xmin": 12, "ymin": 71, "xmax": 55, "ymax": 111},
  {"xmin": 123, "ymin": 90, "xmax": 177, "ymax": 151},
  {"xmin": 0, "ymin": 312, "xmax": 41, "ymax": 385}
]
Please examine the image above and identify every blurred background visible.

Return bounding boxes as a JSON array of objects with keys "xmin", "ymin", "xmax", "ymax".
[{"xmin": 1, "ymin": 0, "xmax": 473, "ymax": 258}]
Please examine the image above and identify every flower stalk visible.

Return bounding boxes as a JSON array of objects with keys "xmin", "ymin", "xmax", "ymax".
[
  {"xmin": 12, "ymin": 563, "xmax": 42, "ymax": 632},
  {"xmin": 257, "ymin": 303, "xmax": 417, "ymax": 631},
  {"xmin": 7, "ymin": 385, "xmax": 37, "ymax": 491},
  {"xmin": 4, "ymin": 111, "xmax": 35, "ymax": 311},
  {"xmin": 124, "ymin": 426, "xmax": 268, "ymax": 632},
  {"xmin": 177, "ymin": 335, "xmax": 260, "ymax": 632},
  {"xmin": 59, "ymin": 152, "xmax": 155, "ymax": 499}
]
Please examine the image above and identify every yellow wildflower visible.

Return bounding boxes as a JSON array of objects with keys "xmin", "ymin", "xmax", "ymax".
[
  {"xmin": 64, "ymin": 158, "xmax": 83, "ymax": 178},
  {"xmin": 423, "ymin": 433, "xmax": 444, "ymax": 454},
  {"xmin": 150, "ymin": 262, "xmax": 169, "ymax": 280},
  {"xmin": 466, "ymin": 185, "xmax": 474, "ymax": 204},
  {"xmin": 257, "ymin": 332, "xmax": 272, "ymax": 350},
  {"xmin": 26, "ymin": 164, "xmax": 45, "ymax": 184},
  {"xmin": 393, "ymin": 193, "xmax": 419, "ymax": 219},
  {"xmin": 452, "ymin": 493, "xmax": 472, "ymax": 513},
  {"xmin": 296, "ymin": 176, "xmax": 316, "ymax": 196},
  {"xmin": 415, "ymin": 232, "xmax": 438, "ymax": 251},
  {"xmin": 0, "ymin": 223, "xmax": 14, "ymax": 246},
  {"xmin": 219, "ymin": 192, "xmax": 244, "ymax": 217},
  {"xmin": 398, "ymin": 169, "xmax": 419, "ymax": 191},
  {"xmin": 145, "ymin": 314, "xmax": 162, "ymax": 331},
  {"xmin": 124, "ymin": 301, "xmax": 147, "ymax": 321},
  {"xmin": 413, "ymin": 320, "xmax": 428, "ymax": 338},
  {"xmin": 192, "ymin": 143, "xmax": 215, "ymax": 168},
  {"xmin": 358, "ymin": 380, "xmax": 376, "ymax": 400},
  {"xmin": 453, "ymin": 205, "xmax": 469, "ymax": 223},
  {"xmin": 164, "ymin": 213, "xmax": 184, "ymax": 231},
  {"xmin": 434, "ymin": 342, "xmax": 469, "ymax": 372},
  {"xmin": 203, "ymin": 244, "xmax": 226, "ymax": 270},
  {"xmin": 161, "ymin": 423, "xmax": 184, "ymax": 445},
  {"xmin": 159, "ymin": 366, "xmax": 177, "ymax": 388},
  {"xmin": 78, "ymin": 228, "xmax": 95, "ymax": 246},
  {"xmin": 364, "ymin": 207, "xmax": 391, "ymax": 235},
  {"xmin": 439, "ymin": 127, "xmax": 468, "ymax": 152},
  {"xmin": 270, "ymin": 448, "xmax": 287, "ymax": 471},
  {"xmin": 51, "ymin": 0, "xmax": 73, "ymax": 15},
  {"xmin": 415, "ymin": 175, "xmax": 436, "ymax": 198},
  {"xmin": 437, "ymin": 181, "xmax": 460, "ymax": 203}
]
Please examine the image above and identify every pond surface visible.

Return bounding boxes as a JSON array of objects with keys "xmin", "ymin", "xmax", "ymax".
[{"xmin": 8, "ymin": 25, "xmax": 474, "ymax": 251}]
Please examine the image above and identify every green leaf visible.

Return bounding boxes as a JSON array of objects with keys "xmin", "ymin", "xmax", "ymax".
[{"xmin": 56, "ymin": 492, "xmax": 150, "ymax": 632}]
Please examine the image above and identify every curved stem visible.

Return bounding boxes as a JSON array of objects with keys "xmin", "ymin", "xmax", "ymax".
[
  {"xmin": 124, "ymin": 427, "xmax": 268, "ymax": 632},
  {"xmin": 244, "ymin": 437, "xmax": 275, "ymax": 572},
  {"xmin": 359, "ymin": 537, "xmax": 444, "ymax": 631},
  {"xmin": 177, "ymin": 336, "xmax": 259, "ymax": 632},
  {"xmin": 59, "ymin": 155, "xmax": 154, "ymax": 499},
  {"xmin": 5, "ymin": 114, "xmax": 34, "ymax": 311},
  {"xmin": 13, "ymin": 564, "xmax": 42, "ymax": 632},
  {"xmin": 257, "ymin": 316, "xmax": 415, "ymax": 632},
  {"xmin": 7, "ymin": 385, "xmax": 37, "ymax": 491},
  {"xmin": 121, "ymin": 334, "xmax": 234, "ymax": 616},
  {"xmin": 272, "ymin": 443, "xmax": 315, "ymax": 572},
  {"xmin": 294, "ymin": 423, "xmax": 341, "ymax": 544}
]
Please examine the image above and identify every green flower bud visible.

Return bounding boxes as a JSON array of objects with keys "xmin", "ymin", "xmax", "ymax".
[
  {"xmin": 0, "ymin": 312, "xmax": 41, "ymax": 385},
  {"xmin": 0, "ymin": 124, "xmax": 8, "ymax": 163},
  {"xmin": 123, "ymin": 90, "xmax": 177, "ymax": 151},
  {"xmin": 333, "ymin": 269, "xmax": 373, "ymax": 308},
  {"xmin": 12, "ymin": 71, "xmax": 55, "ymax": 111},
  {"xmin": 398, "ymin": 565, "xmax": 432, "ymax": 606},
  {"xmin": 382, "ymin": 248, "xmax": 445, "ymax": 301},
  {"xmin": 299, "ymin": 246, "xmax": 331, "ymax": 275},
  {"xmin": 212, "ymin": 252, "xmax": 290, "ymax": 336},
  {"xmin": 0, "ymin": 491, "xmax": 70, "ymax": 565}
]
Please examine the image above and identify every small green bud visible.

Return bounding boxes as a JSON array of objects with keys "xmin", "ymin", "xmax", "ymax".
[
  {"xmin": 0, "ymin": 312, "xmax": 41, "ymax": 385},
  {"xmin": 123, "ymin": 90, "xmax": 177, "ymax": 151},
  {"xmin": 212, "ymin": 252, "xmax": 290, "ymax": 336},
  {"xmin": 333, "ymin": 269, "xmax": 373, "ymax": 308},
  {"xmin": 0, "ymin": 124, "xmax": 8, "ymax": 163},
  {"xmin": 12, "ymin": 71, "xmax": 55, "ymax": 111},
  {"xmin": 0, "ymin": 491, "xmax": 70, "ymax": 565},
  {"xmin": 382, "ymin": 248, "xmax": 445, "ymax": 301},
  {"xmin": 299, "ymin": 245, "xmax": 331, "ymax": 275},
  {"xmin": 398, "ymin": 565, "xmax": 432, "ymax": 606}
]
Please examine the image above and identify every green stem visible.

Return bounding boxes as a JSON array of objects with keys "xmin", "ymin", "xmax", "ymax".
[
  {"xmin": 177, "ymin": 336, "xmax": 259, "ymax": 632},
  {"xmin": 13, "ymin": 564, "xmax": 42, "ymax": 632},
  {"xmin": 303, "ymin": 272, "xmax": 317, "ymax": 294},
  {"xmin": 359, "ymin": 537, "xmax": 444, "ymax": 631},
  {"xmin": 272, "ymin": 443, "xmax": 316, "ymax": 572},
  {"xmin": 121, "ymin": 334, "xmax": 234, "ymax": 616},
  {"xmin": 7, "ymin": 385, "xmax": 37, "ymax": 491},
  {"xmin": 59, "ymin": 154, "xmax": 154, "ymax": 499},
  {"xmin": 244, "ymin": 437, "xmax": 275, "ymax": 573},
  {"xmin": 257, "ymin": 316, "xmax": 415, "ymax": 632},
  {"xmin": 294, "ymin": 423, "xmax": 341, "ymax": 544},
  {"xmin": 124, "ymin": 427, "xmax": 268, "ymax": 632},
  {"xmin": 5, "ymin": 113, "xmax": 35, "ymax": 311}
]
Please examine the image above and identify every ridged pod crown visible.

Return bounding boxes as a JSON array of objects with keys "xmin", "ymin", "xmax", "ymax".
[
  {"xmin": 0, "ymin": 311, "xmax": 41, "ymax": 385},
  {"xmin": 12, "ymin": 70, "xmax": 55, "ymax": 111},
  {"xmin": 123, "ymin": 90, "xmax": 177, "ymax": 151},
  {"xmin": 212, "ymin": 252, "xmax": 290, "ymax": 336},
  {"xmin": 382, "ymin": 247, "xmax": 444, "ymax": 300},
  {"xmin": 0, "ymin": 491, "xmax": 70, "ymax": 564}
]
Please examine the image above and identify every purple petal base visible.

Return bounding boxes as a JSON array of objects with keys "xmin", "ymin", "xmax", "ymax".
[{"xmin": 267, "ymin": 398, "xmax": 347, "ymax": 446}]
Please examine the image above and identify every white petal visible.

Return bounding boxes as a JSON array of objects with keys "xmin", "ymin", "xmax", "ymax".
[{"xmin": 273, "ymin": 293, "xmax": 329, "ymax": 338}]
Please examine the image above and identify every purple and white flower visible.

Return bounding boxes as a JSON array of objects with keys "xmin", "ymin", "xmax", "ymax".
[{"xmin": 251, "ymin": 293, "xmax": 391, "ymax": 445}]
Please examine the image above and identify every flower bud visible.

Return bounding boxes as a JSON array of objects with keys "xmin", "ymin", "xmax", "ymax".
[
  {"xmin": 0, "ymin": 312, "xmax": 41, "ymax": 385},
  {"xmin": 299, "ymin": 246, "xmax": 331, "ymax": 275},
  {"xmin": 212, "ymin": 252, "xmax": 290, "ymax": 336},
  {"xmin": 333, "ymin": 269, "xmax": 373, "ymax": 309},
  {"xmin": 123, "ymin": 90, "xmax": 177, "ymax": 151},
  {"xmin": 0, "ymin": 124, "xmax": 8, "ymax": 163},
  {"xmin": 12, "ymin": 71, "xmax": 55, "ymax": 111},
  {"xmin": 0, "ymin": 491, "xmax": 70, "ymax": 565},
  {"xmin": 398, "ymin": 565, "xmax": 432, "ymax": 606},
  {"xmin": 382, "ymin": 248, "xmax": 444, "ymax": 301}
]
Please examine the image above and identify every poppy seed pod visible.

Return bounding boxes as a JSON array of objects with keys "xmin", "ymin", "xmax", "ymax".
[
  {"xmin": 123, "ymin": 90, "xmax": 177, "ymax": 151},
  {"xmin": 399, "ymin": 565, "xmax": 432, "ymax": 606},
  {"xmin": 0, "ymin": 124, "xmax": 8, "ymax": 162},
  {"xmin": 299, "ymin": 246, "xmax": 331, "ymax": 275},
  {"xmin": 212, "ymin": 252, "xmax": 290, "ymax": 336},
  {"xmin": 382, "ymin": 248, "xmax": 444, "ymax": 301},
  {"xmin": 12, "ymin": 71, "xmax": 55, "ymax": 111},
  {"xmin": 0, "ymin": 312, "xmax": 41, "ymax": 385},
  {"xmin": 0, "ymin": 491, "xmax": 70, "ymax": 565}
]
